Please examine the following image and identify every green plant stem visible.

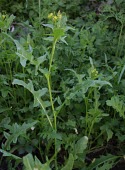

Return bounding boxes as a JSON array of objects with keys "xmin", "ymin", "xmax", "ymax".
[
  {"xmin": 47, "ymin": 77, "xmax": 56, "ymax": 128},
  {"xmin": 37, "ymin": 97, "xmax": 53, "ymax": 128},
  {"xmin": 47, "ymin": 39, "xmax": 58, "ymax": 170},
  {"xmin": 48, "ymin": 39, "xmax": 58, "ymax": 130},
  {"xmin": 49, "ymin": 39, "xmax": 57, "ymax": 73},
  {"xmin": 85, "ymin": 88, "xmax": 93, "ymax": 135},
  {"xmin": 88, "ymin": 120, "xmax": 94, "ymax": 138}
]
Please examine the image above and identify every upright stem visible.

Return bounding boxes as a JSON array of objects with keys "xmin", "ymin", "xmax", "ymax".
[
  {"xmin": 85, "ymin": 88, "xmax": 93, "ymax": 135},
  {"xmin": 49, "ymin": 39, "xmax": 57, "ymax": 73},
  {"xmin": 47, "ymin": 38, "xmax": 58, "ymax": 169}
]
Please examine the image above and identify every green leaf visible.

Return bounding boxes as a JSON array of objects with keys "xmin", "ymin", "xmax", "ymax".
[
  {"xmin": 33, "ymin": 54, "xmax": 47, "ymax": 75},
  {"xmin": 4, "ymin": 121, "xmax": 38, "ymax": 150},
  {"xmin": 23, "ymin": 153, "xmax": 34, "ymax": 170},
  {"xmin": 106, "ymin": 96, "xmax": 125, "ymax": 118},
  {"xmin": 16, "ymin": 52, "xmax": 27, "ymax": 67},
  {"xmin": 23, "ymin": 153, "xmax": 51, "ymax": 170},
  {"xmin": 0, "ymin": 107, "xmax": 11, "ymax": 113},
  {"xmin": 66, "ymin": 69, "xmax": 112, "ymax": 96},
  {"xmin": 61, "ymin": 154, "xmax": 74, "ymax": 170},
  {"xmin": 100, "ymin": 124, "xmax": 113, "ymax": 142},
  {"xmin": 13, "ymin": 79, "xmax": 52, "ymax": 127},
  {"xmin": 12, "ymin": 79, "xmax": 34, "ymax": 93},
  {"xmin": 75, "ymin": 136, "xmax": 88, "ymax": 154},
  {"xmin": 0, "ymin": 117, "xmax": 10, "ymax": 127},
  {"xmin": 43, "ymin": 37, "xmax": 54, "ymax": 42},
  {"xmin": 12, "ymin": 79, "xmax": 48, "ymax": 108},
  {"xmin": 60, "ymin": 36, "xmax": 68, "ymax": 45},
  {"xmin": 14, "ymin": 40, "xmax": 34, "ymax": 67},
  {"xmin": 96, "ymin": 160, "xmax": 114, "ymax": 170},
  {"xmin": 106, "ymin": 129, "xmax": 113, "ymax": 142},
  {"xmin": 42, "ymin": 23, "xmax": 54, "ymax": 29},
  {"xmin": 87, "ymin": 154, "xmax": 119, "ymax": 170},
  {"xmin": 33, "ymin": 88, "xmax": 48, "ymax": 107},
  {"xmin": 0, "ymin": 149, "xmax": 21, "ymax": 160},
  {"xmin": 34, "ymin": 156, "xmax": 51, "ymax": 170}
]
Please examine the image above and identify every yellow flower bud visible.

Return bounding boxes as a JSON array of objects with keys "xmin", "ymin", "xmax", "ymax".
[
  {"xmin": 48, "ymin": 13, "xmax": 53, "ymax": 19},
  {"xmin": 53, "ymin": 15, "xmax": 58, "ymax": 21},
  {"xmin": 90, "ymin": 68, "xmax": 98, "ymax": 79}
]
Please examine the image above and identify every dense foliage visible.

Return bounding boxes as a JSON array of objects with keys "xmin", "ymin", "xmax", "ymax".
[{"xmin": 0, "ymin": 0, "xmax": 125, "ymax": 169}]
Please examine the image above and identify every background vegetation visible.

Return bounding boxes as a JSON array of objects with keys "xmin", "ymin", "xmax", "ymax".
[{"xmin": 0, "ymin": 0, "xmax": 125, "ymax": 169}]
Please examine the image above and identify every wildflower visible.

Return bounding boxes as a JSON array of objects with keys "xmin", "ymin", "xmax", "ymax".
[
  {"xmin": 88, "ymin": 67, "xmax": 98, "ymax": 79},
  {"xmin": 53, "ymin": 15, "xmax": 58, "ymax": 22},
  {"xmin": 91, "ymin": 68, "xmax": 98, "ymax": 76},
  {"xmin": 48, "ymin": 13, "xmax": 53, "ymax": 19}
]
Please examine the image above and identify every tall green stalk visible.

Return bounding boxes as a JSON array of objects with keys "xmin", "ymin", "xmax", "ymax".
[{"xmin": 46, "ymin": 38, "xmax": 58, "ymax": 169}]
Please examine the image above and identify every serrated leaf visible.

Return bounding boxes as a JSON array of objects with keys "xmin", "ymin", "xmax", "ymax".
[
  {"xmin": 33, "ymin": 88, "xmax": 48, "ymax": 107},
  {"xmin": 12, "ymin": 79, "xmax": 34, "ymax": 93},
  {"xmin": 96, "ymin": 160, "xmax": 114, "ymax": 170},
  {"xmin": 87, "ymin": 154, "xmax": 119, "ymax": 170},
  {"xmin": 4, "ymin": 121, "xmax": 38, "ymax": 150},
  {"xmin": 0, "ymin": 117, "xmax": 11, "ymax": 127},
  {"xmin": 33, "ymin": 54, "xmax": 47, "ymax": 75},
  {"xmin": 14, "ymin": 40, "xmax": 34, "ymax": 67},
  {"xmin": 12, "ymin": 79, "xmax": 47, "ymax": 107},
  {"xmin": 12, "ymin": 79, "xmax": 52, "ymax": 127},
  {"xmin": 60, "ymin": 36, "xmax": 68, "ymax": 45},
  {"xmin": 106, "ymin": 96, "xmax": 125, "ymax": 118},
  {"xmin": 66, "ymin": 70, "xmax": 112, "ymax": 96}
]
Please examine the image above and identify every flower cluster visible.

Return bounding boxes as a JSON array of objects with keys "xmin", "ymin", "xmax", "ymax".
[
  {"xmin": 91, "ymin": 68, "xmax": 98, "ymax": 78},
  {"xmin": 89, "ymin": 68, "xmax": 98, "ymax": 79},
  {"xmin": 48, "ymin": 11, "xmax": 62, "ymax": 22}
]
